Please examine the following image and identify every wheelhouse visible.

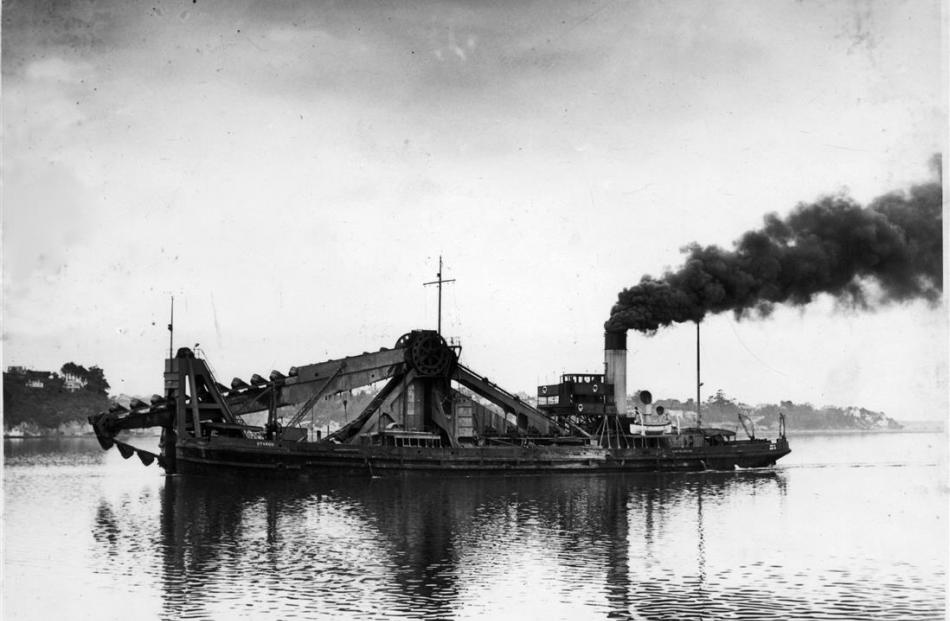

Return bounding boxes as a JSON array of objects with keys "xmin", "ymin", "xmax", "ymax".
[{"xmin": 537, "ymin": 373, "xmax": 613, "ymax": 416}]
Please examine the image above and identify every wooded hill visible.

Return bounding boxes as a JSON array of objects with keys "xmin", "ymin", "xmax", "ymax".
[
  {"xmin": 654, "ymin": 389, "xmax": 902, "ymax": 430},
  {"xmin": 3, "ymin": 364, "xmax": 111, "ymax": 433}
]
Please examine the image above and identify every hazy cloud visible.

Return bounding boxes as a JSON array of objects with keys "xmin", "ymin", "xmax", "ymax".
[{"xmin": 1, "ymin": 0, "xmax": 944, "ymax": 418}]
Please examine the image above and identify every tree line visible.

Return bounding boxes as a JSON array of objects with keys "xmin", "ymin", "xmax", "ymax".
[
  {"xmin": 655, "ymin": 389, "xmax": 900, "ymax": 430},
  {"xmin": 59, "ymin": 362, "xmax": 111, "ymax": 395}
]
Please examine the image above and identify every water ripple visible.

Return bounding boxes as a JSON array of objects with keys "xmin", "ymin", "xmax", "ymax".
[{"xmin": 4, "ymin": 436, "xmax": 948, "ymax": 620}]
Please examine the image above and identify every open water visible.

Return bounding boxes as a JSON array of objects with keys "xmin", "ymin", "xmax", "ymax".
[{"xmin": 3, "ymin": 431, "xmax": 947, "ymax": 620}]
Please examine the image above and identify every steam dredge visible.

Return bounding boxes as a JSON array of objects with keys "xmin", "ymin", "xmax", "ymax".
[{"xmin": 89, "ymin": 325, "xmax": 790, "ymax": 477}]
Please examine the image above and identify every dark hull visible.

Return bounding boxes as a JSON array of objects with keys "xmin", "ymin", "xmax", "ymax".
[{"xmin": 173, "ymin": 436, "xmax": 791, "ymax": 478}]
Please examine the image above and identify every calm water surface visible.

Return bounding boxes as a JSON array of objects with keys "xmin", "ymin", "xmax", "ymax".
[{"xmin": 4, "ymin": 431, "xmax": 947, "ymax": 620}]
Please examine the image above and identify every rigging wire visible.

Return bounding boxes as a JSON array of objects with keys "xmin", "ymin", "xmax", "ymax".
[{"xmin": 727, "ymin": 321, "xmax": 787, "ymax": 377}]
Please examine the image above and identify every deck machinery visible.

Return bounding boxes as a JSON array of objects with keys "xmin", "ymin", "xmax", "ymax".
[{"xmin": 89, "ymin": 329, "xmax": 790, "ymax": 475}]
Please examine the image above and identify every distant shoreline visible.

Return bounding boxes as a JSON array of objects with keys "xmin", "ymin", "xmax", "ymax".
[
  {"xmin": 783, "ymin": 427, "xmax": 944, "ymax": 435},
  {"xmin": 3, "ymin": 431, "xmax": 162, "ymax": 440}
]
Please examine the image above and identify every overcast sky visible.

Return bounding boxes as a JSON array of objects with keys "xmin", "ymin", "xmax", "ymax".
[{"xmin": 2, "ymin": 0, "xmax": 946, "ymax": 420}]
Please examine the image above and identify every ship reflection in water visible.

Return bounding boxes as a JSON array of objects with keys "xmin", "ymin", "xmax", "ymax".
[
  {"xmin": 8, "ymin": 433, "xmax": 944, "ymax": 620},
  {"xmin": 96, "ymin": 471, "xmax": 808, "ymax": 620}
]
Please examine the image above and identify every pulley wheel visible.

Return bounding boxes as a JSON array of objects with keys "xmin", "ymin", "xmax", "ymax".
[{"xmin": 407, "ymin": 332, "xmax": 454, "ymax": 376}]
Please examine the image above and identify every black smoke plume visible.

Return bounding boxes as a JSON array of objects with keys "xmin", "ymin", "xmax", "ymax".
[{"xmin": 606, "ymin": 175, "xmax": 943, "ymax": 333}]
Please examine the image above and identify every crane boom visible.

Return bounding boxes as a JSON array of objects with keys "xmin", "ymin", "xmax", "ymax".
[{"xmin": 89, "ymin": 329, "xmax": 580, "ymax": 461}]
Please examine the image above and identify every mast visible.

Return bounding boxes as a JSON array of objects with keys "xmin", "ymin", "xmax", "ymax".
[
  {"xmin": 696, "ymin": 320, "xmax": 701, "ymax": 428},
  {"xmin": 168, "ymin": 296, "xmax": 175, "ymax": 359},
  {"xmin": 423, "ymin": 256, "xmax": 456, "ymax": 336}
]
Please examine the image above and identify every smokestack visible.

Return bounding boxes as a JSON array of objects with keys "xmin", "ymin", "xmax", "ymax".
[{"xmin": 604, "ymin": 331, "xmax": 627, "ymax": 415}]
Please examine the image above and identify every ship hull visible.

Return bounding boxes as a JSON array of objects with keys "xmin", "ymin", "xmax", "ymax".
[{"xmin": 172, "ymin": 436, "xmax": 791, "ymax": 478}]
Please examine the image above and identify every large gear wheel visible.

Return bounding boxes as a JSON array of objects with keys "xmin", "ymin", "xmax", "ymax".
[{"xmin": 398, "ymin": 330, "xmax": 455, "ymax": 376}]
